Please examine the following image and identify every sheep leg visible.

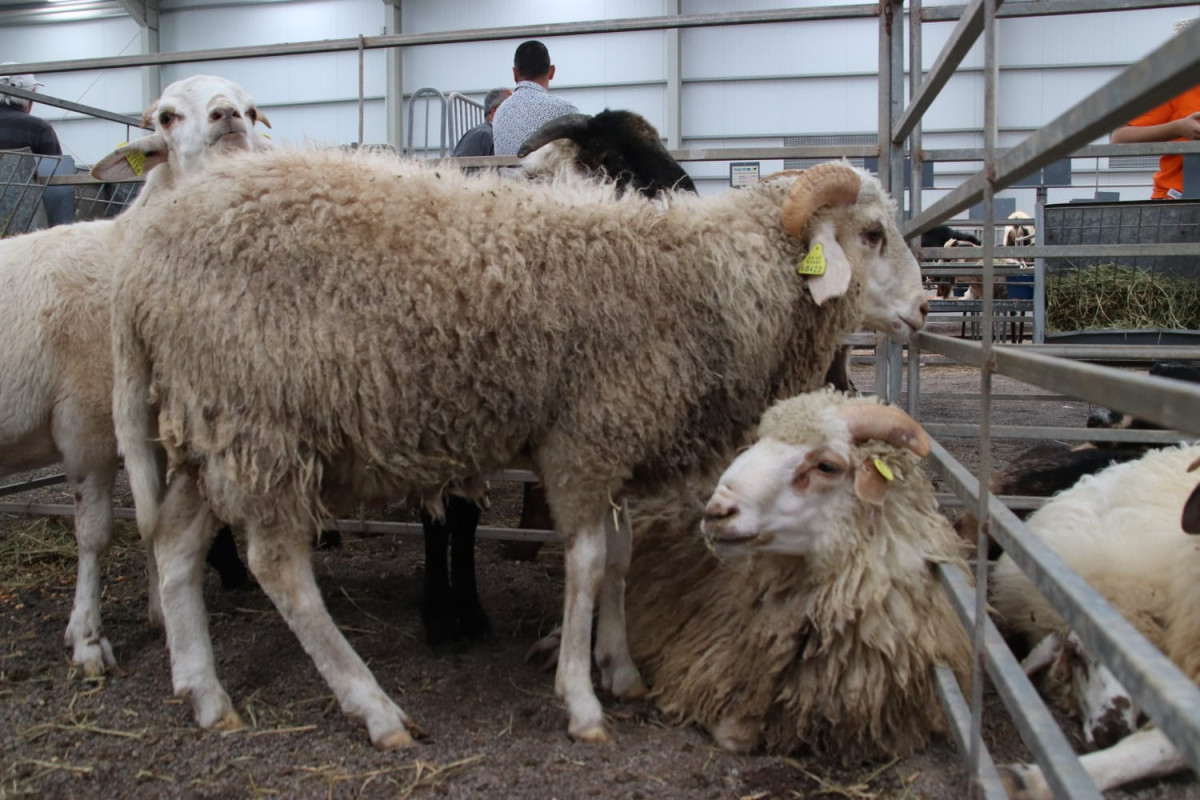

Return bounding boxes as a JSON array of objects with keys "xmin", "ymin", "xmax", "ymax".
[
  {"xmin": 63, "ymin": 465, "xmax": 118, "ymax": 677},
  {"xmin": 997, "ymin": 727, "xmax": 1188, "ymax": 800},
  {"xmin": 594, "ymin": 502, "xmax": 646, "ymax": 699},
  {"xmin": 244, "ymin": 518, "xmax": 417, "ymax": 750},
  {"xmin": 153, "ymin": 475, "xmax": 241, "ymax": 731},
  {"xmin": 419, "ymin": 506, "xmax": 457, "ymax": 646},
  {"xmin": 447, "ymin": 495, "xmax": 488, "ymax": 639},
  {"xmin": 556, "ymin": 518, "xmax": 608, "ymax": 741}
]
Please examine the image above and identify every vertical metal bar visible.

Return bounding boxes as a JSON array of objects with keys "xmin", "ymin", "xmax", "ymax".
[
  {"xmin": 969, "ymin": 0, "xmax": 999, "ymax": 790},
  {"xmin": 1033, "ymin": 186, "xmax": 1047, "ymax": 343},
  {"xmin": 358, "ymin": 35, "xmax": 365, "ymax": 147}
]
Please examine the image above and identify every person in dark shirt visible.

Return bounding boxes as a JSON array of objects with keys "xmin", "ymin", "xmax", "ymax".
[
  {"xmin": 452, "ymin": 87, "xmax": 511, "ymax": 158},
  {"xmin": 0, "ymin": 71, "xmax": 61, "ymax": 156}
]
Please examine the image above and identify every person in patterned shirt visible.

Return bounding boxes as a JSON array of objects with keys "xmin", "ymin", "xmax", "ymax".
[
  {"xmin": 0, "ymin": 70, "xmax": 61, "ymax": 156},
  {"xmin": 491, "ymin": 40, "xmax": 579, "ymax": 157}
]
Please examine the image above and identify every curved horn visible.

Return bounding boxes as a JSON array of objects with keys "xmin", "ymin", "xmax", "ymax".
[
  {"xmin": 835, "ymin": 403, "xmax": 931, "ymax": 458},
  {"xmin": 517, "ymin": 113, "xmax": 592, "ymax": 158},
  {"xmin": 781, "ymin": 162, "xmax": 862, "ymax": 238}
]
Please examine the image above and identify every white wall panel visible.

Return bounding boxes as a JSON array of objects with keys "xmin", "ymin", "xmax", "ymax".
[
  {"xmin": 681, "ymin": 20, "xmax": 877, "ymax": 78},
  {"xmin": 684, "ymin": 75, "xmax": 878, "ymax": 137}
]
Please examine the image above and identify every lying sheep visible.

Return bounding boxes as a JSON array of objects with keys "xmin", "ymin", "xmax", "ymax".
[
  {"xmin": 991, "ymin": 444, "xmax": 1200, "ymax": 798},
  {"xmin": 622, "ymin": 389, "xmax": 972, "ymax": 762},
  {"xmin": 0, "ymin": 75, "xmax": 271, "ymax": 676},
  {"xmin": 111, "ymin": 151, "xmax": 928, "ymax": 748}
]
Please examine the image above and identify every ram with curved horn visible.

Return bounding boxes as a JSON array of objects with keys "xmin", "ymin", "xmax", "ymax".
[
  {"xmin": 610, "ymin": 389, "xmax": 971, "ymax": 762},
  {"xmin": 111, "ymin": 147, "xmax": 927, "ymax": 748}
]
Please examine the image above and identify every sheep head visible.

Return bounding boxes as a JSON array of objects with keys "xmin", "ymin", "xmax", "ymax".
[
  {"xmin": 89, "ymin": 75, "xmax": 272, "ymax": 195},
  {"xmin": 778, "ymin": 163, "xmax": 929, "ymax": 342},
  {"xmin": 700, "ymin": 390, "xmax": 930, "ymax": 557},
  {"xmin": 518, "ymin": 109, "xmax": 697, "ymax": 198}
]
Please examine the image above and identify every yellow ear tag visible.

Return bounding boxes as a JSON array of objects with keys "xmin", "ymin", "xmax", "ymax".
[
  {"xmin": 873, "ymin": 458, "xmax": 894, "ymax": 481},
  {"xmin": 797, "ymin": 243, "xmax": 827, "ymax": 276},
  {"xmin": 123, "ymin": 148, "xmax": 145, "ymax": 177}
]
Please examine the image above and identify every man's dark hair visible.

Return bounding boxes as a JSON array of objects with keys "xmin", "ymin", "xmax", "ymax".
[
  {"xmin": 514, "ymin": 40, "xmax": 552, "ymax": 80},
  {"xmin": 483, "ymin": 88, "xmax": 509, "ymax": 117}
]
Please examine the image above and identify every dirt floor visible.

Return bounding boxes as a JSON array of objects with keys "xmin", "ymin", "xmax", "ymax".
[{"xmin": 1, "ymin": 357, "xmax": 1198, "ymax": 799}]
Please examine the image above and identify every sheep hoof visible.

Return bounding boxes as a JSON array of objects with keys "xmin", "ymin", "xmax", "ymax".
[
  {"xmin": 210, "ymin": 710, "xmax": 245, "ymax": 732},
  {"xmin": 373, "ymin": 726, "xmax": 417, "ymax": 750},
  {"xmin": 995, "ymin": 764, "xmax": 1047, "ymax": 800},
  {"xmin": 568, "ymin": 721, "xmax": 610, "ymax": 743}
]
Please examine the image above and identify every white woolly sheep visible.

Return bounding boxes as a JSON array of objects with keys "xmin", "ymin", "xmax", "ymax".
[
  {"xmin": 418, "ymin": 108, "xmax": 700, "ymax": 647},
  {"xmin": 622, "ymin": 389, "xmax": 972, "ymax": 762},
  {"xmin": 110, "ymin": 151, "xmax": 928, "ymax": 748},
  {"xmin": 991, "ymin": 443, "xmax": 1200, "ymax": 799},
  {"xmin": 0, "ymin": 75, "xmax": 271, "ymax": 677}
]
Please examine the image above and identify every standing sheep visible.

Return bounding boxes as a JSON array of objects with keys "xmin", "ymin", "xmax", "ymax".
[
  {"xmin": 991, "ymin": 444, "xmax": 1200, "ymax": 798},
  {"xmin": 111, "ymin": 150, "xmax": 929, "ymax": 747},
  {"xmin": 623, "ymin": 389, "xmax": 972, "ymax": 762},
  {"xmin": 0, "ymin": 75, "xmax": 271, "ymax": 676},
  {"xmin": 419, "ymin": 109, "xmax": 699, "ymax": 646}
]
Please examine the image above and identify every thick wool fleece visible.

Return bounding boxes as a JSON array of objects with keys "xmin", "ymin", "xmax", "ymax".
[
  {"xmin": 992, "ymin": 444, "xmax": 1200, "ymax": 676},
  {"xmin": 0, "ymin": 221, "xmax": 120, "ymax": 476},
  {"xmin": 626, "ymin": 392, "xmax": 972, "ymax": 764},
  {"xmin": 112, "ymin": 148, "xmax": 862, "ymax": 535}
]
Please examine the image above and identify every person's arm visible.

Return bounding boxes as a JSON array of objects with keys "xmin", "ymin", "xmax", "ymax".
[{"xmin": 1111, "ymin": 112, "xmax": 1200, "ymax": 143}]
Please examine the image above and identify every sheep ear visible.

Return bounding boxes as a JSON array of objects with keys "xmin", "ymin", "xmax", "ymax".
[
  {"xmin": 91, "ymin": 134, "xmax": 170, "ymax": 180},
  {"xmin": 853, "ymin": 460, "xmax": 889, "ymax": 506},
  {"xmin": 802, "ymin": 218, "xmax": 852, "ymax": 305},
  {"xmin": 1184, "ymin": 485, "xmax": 1200, "ymax": 534}
]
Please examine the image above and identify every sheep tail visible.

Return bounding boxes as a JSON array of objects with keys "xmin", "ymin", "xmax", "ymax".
[{"xmin": 112, "ymin": 315, "xmax": 165, "ymax": 544}]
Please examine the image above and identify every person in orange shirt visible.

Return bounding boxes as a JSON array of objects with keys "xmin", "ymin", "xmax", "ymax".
[{"xmin": 1110, "ymin": 20, "xmax": 1200, "ymax": 199}]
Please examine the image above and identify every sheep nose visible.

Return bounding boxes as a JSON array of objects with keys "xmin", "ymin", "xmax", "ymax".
[
  {"xmin": 703, "ymin": 488, "xmax": 739, "ymax": 523},
  {"xmin": 209, "ymin": 105, "xmax": 237, "ymax": 123}
]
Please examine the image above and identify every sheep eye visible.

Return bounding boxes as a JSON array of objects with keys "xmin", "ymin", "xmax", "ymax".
[
  {"xmin": 864, "ymin": 226, "xmax": 886, "ymax": 248},
  {"xmin": 816, "ymin": 461, "xmax": 840, "ymax": 475},
  {"xmin": 158, "ymin": 111, "xmax": 176, "ymax": 127}
]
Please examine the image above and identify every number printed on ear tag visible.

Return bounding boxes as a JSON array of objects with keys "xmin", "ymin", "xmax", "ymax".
[{"xmin": 797, "ymin": 243, "xmax": 827, "ymax": 276}]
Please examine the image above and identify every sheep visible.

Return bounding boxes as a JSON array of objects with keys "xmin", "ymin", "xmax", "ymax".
[
  {"xmin": 0, "ymin": 75, "xmax": 271, "ymax": 677},
  {"xmin": 109, "ymin": 150, "xmax": 928, "ymax": 748},
  {"xmin": 418, "ymin": 109, "xmax": 700, "ymax": 644},
  {"xmin": 617, "ymin": 390, "xmax": 972, "ymax": 762},
  {"xmin": 990, "ymin": 444, "xmax": 1200, "ymax": 798},
  {"xmin": 1003, "ymin": 209, "xmax": 1035, "ymax": 252},
  {"xmin": 517, "ymin": 109, "xmax": 697, "ymax": 196},
  {"xmin": 918, "ymin": 225, "xmax": 982, "ymax": 299}
]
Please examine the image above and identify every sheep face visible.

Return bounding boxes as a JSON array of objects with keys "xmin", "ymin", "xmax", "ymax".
[
  {"xmin": 701, "ymin": 435, "xmax": 861, "ymax": 556},
  {"xmin": 700, "ymin": 393, "xmax": 930, "ymax": 557},
  {"xmin": 827, "ymin": 179, "xmax": 928, "ymax": 343},
  {"xmin": 90, "ymin": 75, "xmax": 271, "ymax": 184}
]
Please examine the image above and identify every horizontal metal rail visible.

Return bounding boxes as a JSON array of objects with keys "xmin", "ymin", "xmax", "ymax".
[
  {"xmin": 0, "ymin": 474, "xmax": 68, "ymax": 497},
  {"xmin": 0, "ymin": 502, "xmax": 562, "ymax": 543},
  {"xmin": 916, "ymin": 332, "xmax": 1200, "ymax": 435},
  {"xmin": 5, "ymin": 7, "xmax": 881, "ymax": 76},
  {"xmin": 922, "ymin": 0, "xmax": 1199, "ymax": 21},
  {"xmin": 923, "ymin": 424, "xmax": 1192, "ymax": 444}
]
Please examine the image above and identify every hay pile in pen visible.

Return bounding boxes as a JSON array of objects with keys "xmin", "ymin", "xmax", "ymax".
[{"xmin": 1046, "ymin": 263, "xmax": 1200, "ymax": 332}]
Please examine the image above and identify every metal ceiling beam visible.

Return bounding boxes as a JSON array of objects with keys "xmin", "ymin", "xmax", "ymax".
[{"xmin": 117, "ymin": 0, "xmax": 158, "ymax": 30}]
